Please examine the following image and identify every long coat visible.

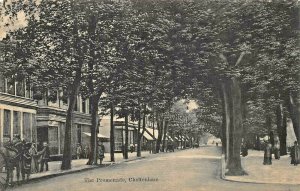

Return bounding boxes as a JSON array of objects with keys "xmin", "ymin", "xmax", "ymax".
[
  {"xmin": 263, "ymin": 144, "xmax": 272, "ymax": 165},
  {"xmin": 291, "ymin": 145, "xmax": 300, "ymax": 165}
]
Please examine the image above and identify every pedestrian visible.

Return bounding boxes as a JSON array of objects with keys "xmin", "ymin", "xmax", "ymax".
[
  {"xmin": 83, "ymin": 145, "xmax": 89, "ymax": 159},
  {"xmin": 29, "ymin": 143, "xmax": 39, "ymax": 173},
  {"xmin": 130, "ymin": 144, "xmax": 134, "ymax": 153},
  {"xmin": 291, "ymin": 141, "xmax": 300, "ymax": 166},
  {"xmin": 76, "ymin": 143, "xmax": 82, "ymax": 159},
  {"xmin": 149, "ymin": 143, "xmax": 152, "ymax": 154},
  {"xmin": 241, "ymin": 142, "xmax": 248, "ymax": 157},
  {"xmin": 98, "ymin": 142, "xmax": 105, "ymax": 165},
  {"xmin": 39, "ymin": 142, "xmax": 50, "ymax": 172},
  {"xmin": 263, "ymin": 142, "xmax": 272, "ymax": 165},
  {"xmin": 274, "ymin": 139, "xmax": 280, "ymax": 160},
  {"xmin": 22, "ymin": 142, "xmax": 32, "ymax": 181}
]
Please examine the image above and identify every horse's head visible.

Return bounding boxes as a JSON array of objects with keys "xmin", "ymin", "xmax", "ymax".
[{"xmin": 23, "ymin": 142, "xmax": 32, "ymax": 153}]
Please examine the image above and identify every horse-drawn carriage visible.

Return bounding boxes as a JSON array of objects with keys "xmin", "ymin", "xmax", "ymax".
[{"xmin": 0, "ymin": 135, "xmax": 32, "ymax": 190}]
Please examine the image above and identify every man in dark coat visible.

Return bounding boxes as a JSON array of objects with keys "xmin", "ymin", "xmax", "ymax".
[
  {"xmin": 241, "ymin": 142, "xmax": 248, "ymax": 157},
  {"xmin": 98, "ymin": 143, "xmax": 105, "ymax": 165},
  {"xmin": 39, "ymin": 142, "xmax": 50, "ymax": 172},
  {"xmin": 291, "ymin": 141, "xmax": 300, "ymax": 166}
]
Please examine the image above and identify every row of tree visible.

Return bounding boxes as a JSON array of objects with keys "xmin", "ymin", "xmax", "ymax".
[{"xmin": 1, "ymin": 0, "xmax": 299, "ymax": 176}]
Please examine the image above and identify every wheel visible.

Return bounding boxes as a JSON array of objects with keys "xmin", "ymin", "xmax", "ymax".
[{"xmin": 0, "ymin": 153, "xmax": 9, "ymax": 190}]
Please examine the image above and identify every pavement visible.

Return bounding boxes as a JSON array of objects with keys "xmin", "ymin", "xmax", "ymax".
[
  {"xmin": 9, "ymin": 146, "xmax": 300, "ymax": 191},
  {"xmin": 11, "ymin": 151, "xmax": 152, "ymax": 183},
  {"xmin": 223, "ymin": 149, "xmax": 300, "ymax": 185}
]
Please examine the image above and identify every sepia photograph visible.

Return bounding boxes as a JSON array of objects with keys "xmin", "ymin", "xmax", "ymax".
[{"xmin": 0, "ymin": 0, "xmax": 299, "ymax": 190}]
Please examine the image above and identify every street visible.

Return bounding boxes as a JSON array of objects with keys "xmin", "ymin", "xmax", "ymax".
[{"xmin": 9, "ymin": 146, "xmax": 300, "ymax": 191}]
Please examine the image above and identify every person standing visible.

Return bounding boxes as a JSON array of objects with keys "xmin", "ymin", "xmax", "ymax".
[
  {"xmin": 76, "ymin": 143, "xmax": 82, "ymax": 159},
  {"xmin": 29, "ymin": 143, "xmax": 39, "ymax": 173},
  {"xmin": 291, "ymin": 141, "xmax": 300, "ymax": 165},
  {"xmin": 263, "ymin": 142, "xmax": 272, "ymax": 165},
  {"xmin": 98, "ymin": 143, "xmax": 105, "ymax": 165},
  {"xmin": 39, "ymin": 142, "xmax": 50, "ymax": 172},
  {"xmin": 274, "ymin": 139, "xmax": 280, "ymax": 160},
  {"xmin": 83, "ymin": 145, "xmax": 89, "ymax": 159},
  {"xmin": 130, "ymin": 144, "xmax": 134, "ymax": 153},
  {"xmin": 241, "ymin": 142, "xmax": 248, "ymax": 157}
]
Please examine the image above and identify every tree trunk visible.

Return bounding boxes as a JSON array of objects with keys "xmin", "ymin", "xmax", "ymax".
[
  {"xmin": 87, "ymin": 94, "xmax": 101, "ymax": 165},
  {"xmin": 287, "ymin": 93, "xmax": 300, "ymax": 141},
  {"xmin": 222, "ymin": 78, "xmax": 245, "ymax": 176},
  {"xmin": 221, "ymin": 95, "xmax": 227, "ymax": 156},
  {"xmin": 162, "ymin": 120, "xmax": 169, "ymax": 152},
  {"xmin": 85, "ymin": 12, "xmax": 100, "ymax": 166},
  {"xmin": 61, "ymin": 69, "xmax": 81, "ymax": 170},
  {"xmin": 265, "ymin": 113, "xmax": 273, "ymax": 146},
  {"xmin": 180, "ymin": 131, "xmax": 183, "ymax": 149},
  {"xmin": 281, "ymin": 112, "xmax": 287, "ymax": 155},
  {"xmin": 124, "ymin": 112, "xmax": 129, "ymax": 159},
  {"xmin": 137, "ymin": 111, "xmax": 145, "ymax": 157},
  {"xmin": 110, "ymin": 103, "xmax": 115, "ymax": 162},
  {"xmin": 276, "ymin": 104, "xmax": 287, "ymax": 156},
  {"xmin": 156, "ymin": 115, "xmax": 164, "ymax": 153}
]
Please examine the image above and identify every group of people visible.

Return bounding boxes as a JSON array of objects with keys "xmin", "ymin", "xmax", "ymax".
[
  {"xmin": 76, "ymin": 144, "xmax": 90, "ymax": 159},
  {"xmin": 76, "ymin": 143, "xmax": 105, "ymax": 165},
  {"xmin": 263, "ymin": 140, "xmax": 300, "ymax": 166},
  {"xmin": 4, "ymin": 134, "xmax": 50, "ymax": 174},
  {"xmin": 28, "ymin": 142, "xmax": 50, "ymax": 173}
]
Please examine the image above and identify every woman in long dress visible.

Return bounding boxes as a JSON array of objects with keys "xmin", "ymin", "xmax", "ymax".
[
  {"xmin": 291, "ymin": 141, "xmax": 300, "ymax": 165},
  {"xmin": 29, "ymin": 143, "xmax": 38, "ymax": 173},
  {"xmin": 263, "ymin": 142, "xmax": 272, "ymax": 165}
]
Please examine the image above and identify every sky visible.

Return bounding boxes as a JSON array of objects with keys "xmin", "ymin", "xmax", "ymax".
[{"xmin": 0, "ymin": 0, "xmax": 31, "ymax": 40}]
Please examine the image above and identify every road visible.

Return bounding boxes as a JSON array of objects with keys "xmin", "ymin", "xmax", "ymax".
[{"xmin": 9, "ymin": 146, "xmax": 300, "ymax": 191}]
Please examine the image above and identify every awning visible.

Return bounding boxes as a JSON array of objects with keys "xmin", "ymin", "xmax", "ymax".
[
  {"xmin": 167, "ymin": 135, "xmax": 174, "ymax": 142},
  {"xmin": 83, "ymin": 132, "xmax": 110, "ymax": 139},
  {"xmin": 145, "ymin": 127, "xmax": 158, "ymax": 139},
  {"xmin": 140, "ymin": 129, "xmax": 155, "ymax": 141}
]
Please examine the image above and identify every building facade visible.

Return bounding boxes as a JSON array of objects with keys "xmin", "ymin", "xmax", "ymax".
[
  {"xmin": 0, "ymin": 71, "xmax": 92, "ymax": 157},
  {"xmin": 0, "ymin": 77, "xmax": 37, "ymax": 145}
]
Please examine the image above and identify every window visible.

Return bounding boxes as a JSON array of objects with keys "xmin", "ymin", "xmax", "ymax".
[
  {"xmin": 13, "ymin": 111, "xmax": 20, "ymax": 135},
  {"xmin": 16, "ymin": 80, "xmax": 25, "ymax": 97},
  {"xmin": 7, "ymin": 78, "xmax": 15, "ymax": 95},
  {"xmin": 0, "ymin": 74, "xmax": 5, "ymax": 93},
  {"xmin": 23, "ymin": 113, "xmax": 31, "ymax": 142},
  {"xmin": 48, "ymin": 127, "xmax": 58, "ymax": 155},
  {"xmin": 82, "ymin": 99, "xmax": 86, "ymax": 113},
  {"xmin": 3, "ymin": 110, "xmax": 11, "ymax": 138}
]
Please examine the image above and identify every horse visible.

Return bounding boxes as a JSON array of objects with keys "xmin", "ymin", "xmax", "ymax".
[{"xmin": 0, "ymin": 141, "xmax": 32, "ymax": 186}]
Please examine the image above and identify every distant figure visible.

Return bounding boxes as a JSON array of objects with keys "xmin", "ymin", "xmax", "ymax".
[
  {"xmin": 255, "ymin": 136, "xmax": 261, "ymax": 150},
  {"xmin": 83, "ymin": 145, "xmax": 89, "ymax": 159},
  {"xmin": 130, "ymin": 144, "xmax": 134, "ymax": 153},
  {"xmin": 148, "ymin": 143, "xmax": 152, "ymax": 154},
  {"xmin": 29, "ymin": 143, "xmax": 39, "ymax": 173},
  {"xmin": 216, "ymin": 142, "xmax": 218, "ymax": 147},
  {"xmin": 22, "ymin": 142, "xmax": 32, "ymax": 181},
  {"xmin": 274, "ymin": 139, "xmax": 280, "ymax": 160},
  {"xmin": 39, "ymin": 142, "xmax": 50, "ymax": 172},
  {"xmin": 241, "ymin": 142, "xmax": 248, "ymax": 157},
  {"xmin": 263, "ymin": 142, "xmax": 272, "ymax": 165},
  {"xmin": 98, "ymin": 143, "xmax": 105, "ymax": 165},
  {"xmin": 291, "ymin": 141, "xmax": 300, "ymax": 166},
  {"xmin": 76, "ymin": 143, "xmax": 82, "ymax": 159}
]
